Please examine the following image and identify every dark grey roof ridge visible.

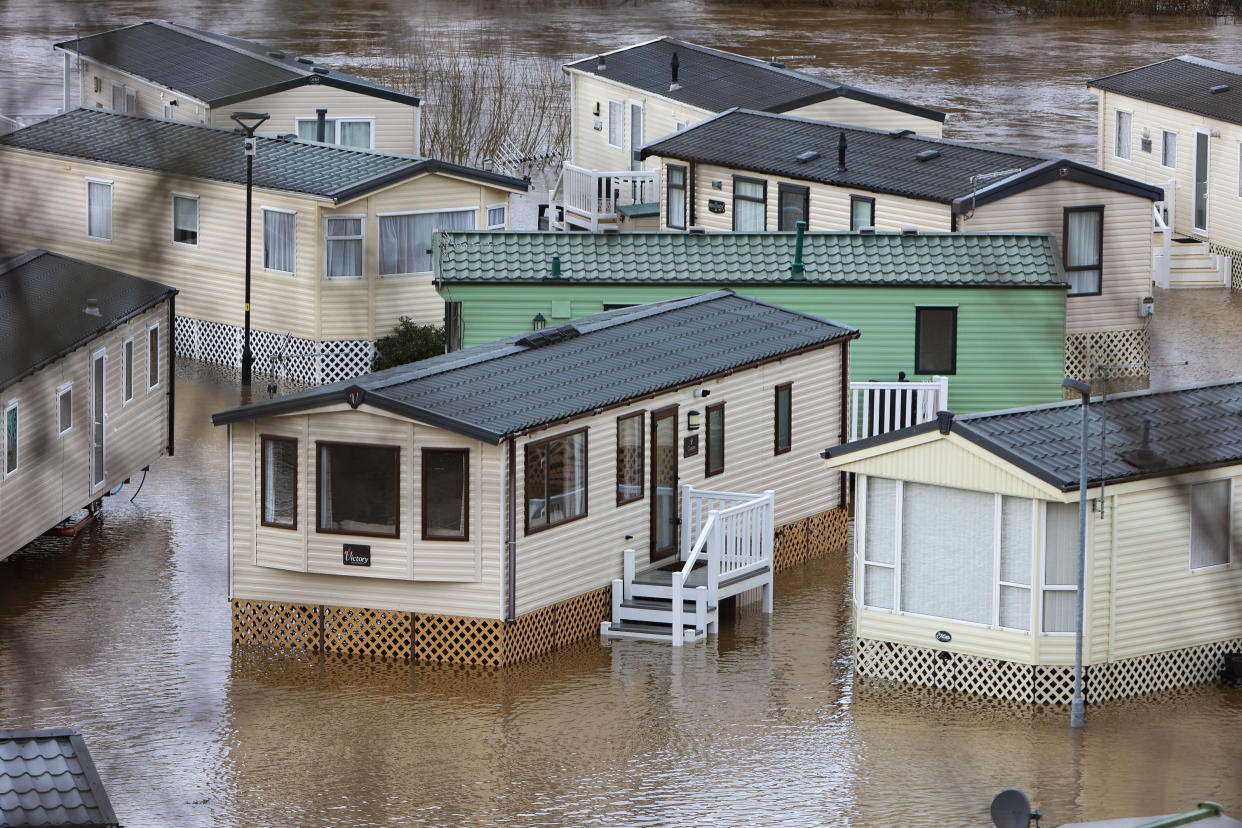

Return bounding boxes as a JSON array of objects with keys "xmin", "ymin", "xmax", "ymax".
[
  {"xmin": 153, "ymin": 19, "xmax": 316, "ymax": 77},
  {"xmin": 1088, "ymin": 54, "xmax": 1242, "ymax": 88}
]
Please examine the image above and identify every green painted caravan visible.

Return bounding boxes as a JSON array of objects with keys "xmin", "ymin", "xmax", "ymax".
[{"xmin": 434, "ymin": 230, "xmax": 1069, "ymax": 415}]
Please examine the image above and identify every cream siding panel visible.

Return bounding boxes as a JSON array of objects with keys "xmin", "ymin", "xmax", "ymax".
[
  {"xmin": 209, "ymin": 86, "xmax": 420, "ymax": 156},
  {"xmin": 659, "ymin": 159, "xmax": 951, "ymax": 232},
  {"xmin": 76, "ymin": 62, "xmax": 208, "ymax": 121},
  {"xmin": 784, "ymin": 97, "xmax": 943, "ymax": 138},
  {"xmin": 513, "ymin": 342, "xmax": 846, "ymax": 615},
  {"xmin": 0, "ymin": 302, "xmax": 170, "ymax": 561},
  {"xmin": 962, "ymin": 178, "xmax": 1151, "ymax": 334},
  {"xmin": 569, "ymin": 72, "xmax": 711, "ymax": 172},
  {"xmin": 855, "ymin": 606, "xmax": 1037, "ymax": 662},
  {"xmin": 252, "ymin": 418, "xmax": 306, "ymax": 573}
]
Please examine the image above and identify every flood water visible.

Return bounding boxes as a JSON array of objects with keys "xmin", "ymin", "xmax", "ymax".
[{"xmin": 3, "ymin": 1, "xmax": 1242, "ymax": 825}]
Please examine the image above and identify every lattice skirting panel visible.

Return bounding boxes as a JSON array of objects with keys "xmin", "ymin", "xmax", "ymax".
[
  {"xmin": 1064, "ymin": 329, "xmax": 1150, "ymax": 385},
  {"xmin": 774, "ymin": 507, "xmax": 848, "ymax": 573},
  {"xmin": 174, "ymin": 314, "xmax": 375, "ymax": 384},
  {"xmin": 231, "ymin": 585, "xmax": 613, "ymax": 667},
  {"xmin": 855, "ymin": 636, "xmax": 1242, "ymax": 704},
  {"xmin": 1208, "ymin": 242, "xmax": 1242, "ymax": 291}
]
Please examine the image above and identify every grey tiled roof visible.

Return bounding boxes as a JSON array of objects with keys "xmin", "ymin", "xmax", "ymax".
[
  {"xmin": 1089, "ymin": 56, "xmax": 1242, "ymax": 127},
  {"xmin": 213, "ymin": 291, "xmax": 858, "ymax": 442},
  {"xmin": 829, "ymin": 378, "xmax": 1242, "ymax": 491},
  {"xmin": 0, "ymin": 110, "xmax": 527, "ymax": 203},
  {"xmin": 0, "ymin": 250, "xmax": 176, "ymax": 393},
  {"xmin": 565, "ymin": 38, "xmax": 945, "ymax": 123},
  {"xmin": 434, "ymin": 230, "xmax": 1068, "ymax": 288},
  {"xmin": 55, "ymin": 20, "xmax": 417, "ymax": 107},
  {"xmin": 0, "ymin": 728, "xmax": 118, "ymax": 827}
]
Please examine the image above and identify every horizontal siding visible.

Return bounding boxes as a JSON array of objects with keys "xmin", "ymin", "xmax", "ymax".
[
  {"xmin": 837, "ymin": 438, "xmax": 1057, "ymax": 501},
  {"xmin": 785, "ymin": 97, "xmax": 943, "ymax": 138},
  {"xmin": 77, "ymin": 62, "xmax": 209, "ymax": 122},
  {"xmin": 962, "ymin": 178, "xmax": 1151, "ymax": 334},
  {"xmin": 856, "ymin": 606, "xmax": 1037, "ymax": 663},
  {"xmin": 569, "ymin": 73, "xmax": 711, "ymax": 172}
]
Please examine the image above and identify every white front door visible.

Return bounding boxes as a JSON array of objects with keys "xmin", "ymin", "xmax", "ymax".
[
  {"xmin": 91, "ymin": 349, "xmax": 106, "ymax": 491},
  {"xmin": 1193, "ymin": 128, "xmax": 1210, "ymax": 236},
  {"xmin": 629, "ymin": 101, "xmax": 644, "ymax": 172}
]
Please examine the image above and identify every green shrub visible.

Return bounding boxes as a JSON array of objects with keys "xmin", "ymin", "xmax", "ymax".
[{"xmin": 371, "ymin": 317, "xmax": 445, "ymax": 371}]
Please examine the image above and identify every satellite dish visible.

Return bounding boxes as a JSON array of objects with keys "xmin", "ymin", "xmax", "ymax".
[{"xmin": 991, "ymin": 789, "xmax": 1032, "ymax": 828}]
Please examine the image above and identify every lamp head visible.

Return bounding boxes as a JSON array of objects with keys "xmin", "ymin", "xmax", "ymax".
[
  {"xmin": 1061, "ymin": 377, "xmax": 1092, "ymax": 398},
  {"xmin": 230, "ymin": 111, "xmax": 270, "ymax": 134}
]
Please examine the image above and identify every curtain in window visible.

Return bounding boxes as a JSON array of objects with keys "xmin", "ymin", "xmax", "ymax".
[
  {"xmin": 4, "ymin": 406, "xmax": 16, "ymax": 474},
  {"xmin": 1162, "ymin": 131, "xmax": 1177, "ymax": 168},
  {"xmin": 608, "ymin": 101, "xmax": 623, "ymax": 147},
  {"xmin": 424, "ymin": 450, "xmax": 468, "ymax": 538},
  {"xmin": 1043, "ymin": 501, "xmax": 1079, "ymax": 633},
  {"xmin": 325, "ymin": 217, "xmax": 363, "ymax": 279},
  {"xmin": 616, "ymin": 415, "xmax": 643, "ymax": 502},
  {"xmin": 487, "ymin": 206, "xmax": 506, "ymax": 229},
  {"xmin": 339, "ymin": 121, "xmax": 371, "ymax": 149},
  {"xmin": 173, "ymin": 196, "xmax": 198, "ymax": 244},
  {"xmin": 999, "ymin": 496, "xmax": 1033, "ymax": 630},
  {"xmin": 900, "ymin": 483, "xmax": 994, "ymax": 624},
  {"xmin": 851, "ymin": 198, "xmax": 873, "ymax": 231},
  {"xmin": 667, "ymin": 167, "xmax": 686, "ymax": 229},
  {"xmin": 733, "ymin": 180, "xmax": 765, "ymax": 231},
  {"xmin": 111, "ymin": 84, "xmax": 124, "ymax": 112},
  {"xmin": 88, "ymin": 182, "xmax": 112, "ymax": 240},
  {"xmin": 263, "ymin": 439, "xmax": 297, "ymax": 527},
  {"xmin": 1190, "ymin": 480, "xmax": 1231, "ymax": 569},
  {"xmin": 862, "ymin": 478, "xmax": 896, "ymax": 609},
  {"xmin": 1065, "ymin": 210, "xmax": 1101, "ymax": 295},
  {"xmin": 1115, "ymin": 111, "xmax": 1131, "ymax": 159},
  {"xmin": 378, "ymin": 210, "xmax": 475, "ymax": 276},
  {"xmin": 263, "ymin": 211, "xmax": 296, "ymax": 272},
  {"xmin": 298, "ymin": 119, "xmax": 336, "ymax": 142}
]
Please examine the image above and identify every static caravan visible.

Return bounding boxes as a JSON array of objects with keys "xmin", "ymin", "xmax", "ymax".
[
  {"xmin": 1090, "ymin": 57, "xmax": 1242, "ymax": 289},
  {"xmin": 642, "ymin": 108, "xmax": 1164, "ymax": 390},
  {"xmin": 55, "ymin": 20, "xmax": 422, "ymax": 155},
  {"xmin": 822, "ymin": 379, "xmax": 1242, "ymax": 704},
  {"xmin": 555, "ymin": 37, "xmax": 945, "ymax": 231},
  {"xmin": 213, "ymin": 291, "xmax": 857, "ymax": 664},
  {"xmin": 0, "ymin": 109, "xmax": 527, "ymax": 383},
  {"xmin": 0, "ymin": 250, "xmax": 175, "ymax": 563}
]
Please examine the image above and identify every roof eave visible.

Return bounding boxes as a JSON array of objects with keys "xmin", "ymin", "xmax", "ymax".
[
  {"xmin": 952, "ymin": 159, "xmax": 1163, "ymax": 213},
  {"xmin": 210, "ymin": 74, "xmax": 420, "ymax": 109}
]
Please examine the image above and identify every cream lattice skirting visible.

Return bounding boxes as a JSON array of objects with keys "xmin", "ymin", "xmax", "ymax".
[
  {"xmin": 1208, "ymin": 242, "xmax": 1242, "ymax": 291},
  {"xmin": 174, "ymin": 315, "xmax": 374, "ymax": 384},
  {"xmin": 1064, "ymin": 329, "xmax": 1149, "ymax": 387},
  {"xmin": 854, "ymin": 636, "xmax": 1242, "ymax": 704}
]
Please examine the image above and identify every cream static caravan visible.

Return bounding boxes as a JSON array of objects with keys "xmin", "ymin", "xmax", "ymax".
[
  {"xmin": 0, "ymin": 109, "xmax": 527, "ymax": 384},
  {"xmin": 822, "ymin": 379, "xmax": 1242, "ymax": 704},
  {"xmin": 212, "ymin": 291, "xmax": 858, "ymax": 664},
  {"xmin": 0, "ymin": 250, "xmax": 175, "ymax": 563},
  {"xmin": 554, "ymin": 37, "xmax": 945, "ymax": 231},
  {"xmin": 1090, "ymin": 56, "xmax": 1242, "ymax": 290},
  {"xmin": 55, "ymin": 20, "xmax": 422, "ymax": 156}
]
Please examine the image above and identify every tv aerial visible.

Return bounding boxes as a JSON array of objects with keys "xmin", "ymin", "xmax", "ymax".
[{"xmin": 990, "ymin": 789, "xmax": 1042, "ymax": 828}]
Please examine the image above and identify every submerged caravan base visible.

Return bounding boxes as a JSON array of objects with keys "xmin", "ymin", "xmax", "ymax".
[{"xmin": 213, "ymin": 291, "xmax": 857, "ymax": 666}]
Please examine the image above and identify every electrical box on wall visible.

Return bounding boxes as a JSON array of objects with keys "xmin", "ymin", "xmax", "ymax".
[
  {"xmin": 593, "ymin": 120, "xmax": 602, "ymax": 131},
  {"xmin": 1139, "ymin": 296, "xmax": 1155, "ymax": 317}
]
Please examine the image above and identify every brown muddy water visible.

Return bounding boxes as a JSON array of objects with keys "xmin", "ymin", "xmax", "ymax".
[{"xmin": 2, "ymin": 2, "xmax": 1242, "ymax": 825}]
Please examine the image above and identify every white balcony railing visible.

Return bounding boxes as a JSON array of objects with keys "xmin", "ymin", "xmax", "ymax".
[
  {"xmin": 849, "ymin": 377, "xmax": 949, "ymax": 442},
  {"xmin": 561, "ymin": 163, "xmax": 659, "ymax": 229}
]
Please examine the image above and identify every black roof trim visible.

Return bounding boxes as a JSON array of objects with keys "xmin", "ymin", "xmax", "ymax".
[
  {"xmin": 820, "ymin": 419, "xmax": 939, "ymax": 459},
  {"xmin": 767, "ymin": 83, "xmax": 948, "ymax": 124},
  {"xmin": 952, "ymin": 158, "xmax": 1163, "ymax": 213},
  {"xmin": 207, "ymin": 71, "xmax": 421, "ymax": 108}
]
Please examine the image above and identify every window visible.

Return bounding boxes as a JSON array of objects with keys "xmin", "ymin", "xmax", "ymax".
[
  {"xmin": 486, "ymin": 204, "xmax": 507, "ymax": 230},
  {"xmin": 172, "ymin": 194, "xmax": 199, "ymax": 246},
  {"xmin": 1042, "ymin": 502, "xmax": 1078, "ymax": 633},
  {"xmin": 705, "ymin": 403, "xmax": 724, "ymax": 476},
  {"xmin": 111, "ymin": 82, "xmax": 137, "ymax": 114},
  {"xmin": 263, "ymin": 208, "xmax": 296, "ymax": 273},
  {"xmin": 58, "ymin": 384, "xmax": 73, "ymax": 435},
  {"xmin": 261, "ymin": 436, "xmax": 298, "ymax": 529},
  {"xmin": 148, "ymin": 324, "xmax": 160, "ymax": 390},
  {"xmin": 378, "ymin": 209, "xmax": 476, "ymax": 276},
  {"xmin": 607, "ymin": 100, "xmax": 623, "ymax": 149},
  {"xmin": 423, "ymin": 448, "xmax": 469, "ymax": 540},
  {"xmin": 4, "ymin": 401, "xmax": 16, "ymax": 476},
  {"xmin": 87, "ymin": 180, "xmax": 112, "ymax": 240},
  {"xmin": 915, "ymin": 307, "xmax": 957, "ymax": 374},
  {"xmin": 617, "ymin": 412, "xmax": 644, "ymax": 505},
  {"xmin": 122, "ymin": 338, "xmax": 134, "ymax": 404},
  {"xmin": 1063, "ymin": 206, "xmax": 1103, "ymax": 296},
  {"xmin": 850, "ymin": 194, "xmax": 875, "ymax": 231},
  {"xmin": 525, "ymin": 428, "xmax": 587, "ymax": 533},
  {"xmin": 1162, "ymin": 130, "xmax": 1177, "ymax": 169},
  {"xmin": 316, "ymin": 442, "xmax": 400, "ymax": 537},
  {"xmin": 1114, "ymin": 110, "xmax": 1132, "ymax": 160},
  {"xmin": 778, "ymin": 184, "xmax": 809, "ymax": 231},
  {"xmin": 324, "ymin": 216, "xmax": 364, "ymax": 279},
  {"xmin": 295, "ymin": 118, "xmax": 374, "ymax": 150},
  {"xmin": 666, "ymin": 164, "xmax": 687, "ymax": 230},
  {"xmin": 1190, "ymin": 479, "xmax": 1232, "ymax": 571},
  {"xmin": 774, "ymin": 383, "xmax": 792, "ymax": 455},
  {"xmin": 732, "ymin": 176, "xmax": 766, "ymax": 231}
]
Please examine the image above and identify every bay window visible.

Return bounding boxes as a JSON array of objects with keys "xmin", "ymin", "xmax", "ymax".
[
  {"xmin": 422, "ymin": 448, "xmax": 469, "ymax": 540},
  {"xmin": 317, "ymin": 442, "xmax": 399, "ymax": 537},
  {"xmin": 378, "ymin": 209, "xmax": 476, "ymax": 276},
  {"xmin": 261, "ymin": 436, "xmax": 298, "ymax": 529},
  {"xmin": 325, "ymin": 216, "xmax": 364, "ymax": 279},
  {"xmin": 1042, "ymin": 501, "xmax": 1078, "ymax": 633},
  {"xmin": 525, "ymin": 429, "xmax": 587, "ymax": 533}
]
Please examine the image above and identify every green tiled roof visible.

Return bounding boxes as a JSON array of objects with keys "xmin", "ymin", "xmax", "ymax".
[{"xmin": 434, "ymin": 230, "xmax": 1068, "ymax": 288}]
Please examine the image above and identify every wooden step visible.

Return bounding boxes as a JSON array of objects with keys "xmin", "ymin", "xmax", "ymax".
[{"xmin": 600, "ymin": 620, "xmax": 705, "ymax": 643}]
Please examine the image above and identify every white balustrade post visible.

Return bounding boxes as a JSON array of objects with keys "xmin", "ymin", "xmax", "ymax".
[
  {"xmin": 934, "ymin": 376, "xmax": 949, "ymax": 413},
  {"xmin": 623, "ymin": 548, "xmax": 635, "ymax": 602},
  {"xmin": 763, "ymin": 491, "xmax": 776, "ymax": 565},
  {"xmin": 611, "ymin": 578, "xmax": 623, "ymax": 624},
  {"xmin": 670, "ymin": 570, "xmax": 684, "ymax": 647},
  {"xmin": 681, "ymin": 484, "xmax": 693, "ymax": 561},
  {"xmin": 695, "ymin": 585, "xmax": 708, "ymax": 634},
  {"xmin": 707, "ymin": 510, "xmax": 721, "ymax": 601}
]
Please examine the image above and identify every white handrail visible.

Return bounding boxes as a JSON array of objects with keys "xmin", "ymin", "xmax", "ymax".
[{"xmin": 1153, "ymin": 203, "xmax": 1172, "ymax": 289}]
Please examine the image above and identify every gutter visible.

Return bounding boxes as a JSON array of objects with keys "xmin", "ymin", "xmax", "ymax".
[
  {"xmin": 1134, "ymin": 802, "xmax": 1225, "ymax": 828},
  {"xmin": 167, "ymin": 294, "xmax": 175, "ymax": 456}
]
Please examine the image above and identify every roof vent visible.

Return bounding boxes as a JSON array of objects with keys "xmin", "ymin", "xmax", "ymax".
[
  {"xmin": 596, "ymin": 54, "xmax": 606, "ymax": 72},
  {"xmin": 889, "ymin": 128, "xmax": 914, "ymax": 138},
  {"xmin": 837, "ymin": 132, "xmax": 847, "ymax": 172},
  {"xmin": 267, "ymin": 50, "xmax": 286, "ymax": 59},
  {"xmin": 916, "ymin": 149, "xmax": 941, "ymax": 162},
  {"xmin": 296, "ymin": 57, "xmax": 314, "ymax": 65},
  {"xmin": 312, "ymin": 66, "xmax": 330, "ymax": 75},
  {"xmin": 901, "ymin": 227, "xmax": 918, "ymax": 236},
  {"xmin": 669, "ymin": 52, "xmax": 681, "ymax": 92},
  {"xmin": 1211, "ymin": 84, "xmax": 1231, "ymax": 94},
  {"xmin": 936, "ymin": 410, "xmax": 954, "ymax": 434},
  {"xmin": 1120, "ymin": 418, "xmax": 1168, "ymax": 471},
  {"xmin": 859, "ymin": 226, "xmax": 876, "ymax": 235},
  {"xmin": 84, "ymin": 298, "xmax": 101, "ymax": 317},
  {"xmin": 516, "ymin": 324, "xmax": 580, "ymax": 348},
  {"xmin": 796, "ymin": 150, "xmax": 820, "ymax": 163}
]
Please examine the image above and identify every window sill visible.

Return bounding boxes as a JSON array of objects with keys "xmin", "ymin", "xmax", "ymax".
[
  {"xmin": 1067, "ymin": 291, "xmax": 1103, "ymax": 298},
  {"xmin": 324, "ymin": 275, "xmax": 365, "ymax": 281},
  {"xmin": 171, "ymin": 240, "xmax": 199, "ymax": 249},
  {"xmin": 260, "ymin": 521, "xmax": 298, "ymax": 531},
  {"xmin": 263, "ymin": 268, "xmax": 296, "ymax": 275},
  {"xmin": 1190, "ymin": 562, "xmax": 1232, "ymax": 574},
  {"xmin": 316, "ymin": 526, "xmax": 400, "ymax": 540},
  {"xmin": 378, "ymin": 272, "xmax": 431, "ymax": 279}
]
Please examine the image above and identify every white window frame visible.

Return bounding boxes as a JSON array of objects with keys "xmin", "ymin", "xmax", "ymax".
[
  {"xmin": 262, "ymin": 207, "xmax": 297, "ymax": 274},
  {"xmin": 111, "ymin": 81, "xmax": 137, "ymax": 114},
  {"xmin": 122, "ymin": 337, "xmax": 135, "ymax": 406},
  {"xmin": 1189, "ymin": 478, "xmax": 1233, "ymax": 573},
  {"xmin": 171, "ymin": 192, "xmax": 199, "ymax": 248},
  {"xmin": 607, "ymin": 100, "xmax": 624, "ymax": 149},
  {"xmin": 486, "ymin": 203, "xmax": 507, "ymax": 230},
  {"xmin": 85, "ymin": 178, "xmax": 113, "ymax": 242},
  {"xmin": 57, "ymin": 382, "xmax": 73, "ymax": 435},
  {"xmin": 3, "ymin": 399, "xmax": 17, "ymax": 478},
  {"xmin": 294, "ymin": 117, "xmax": 376, "ymax": 150},
  {"xmin": 90, "ymin": 347, "xmax": 107, "ymax": 492},
  {"xmin": 1039, "ymin": 501, "xmax": 1079, "ymax": 636},
  {"xmin": 1114, "ymin": 109, "xmax": 1132, "ymax": 161},
  {"xmin": 147, "ymin": 322, "xmax": 161, "ymax": 392},
  {"xmin": 1161, "ymin": 130, "xmax": 1178, "ymax": 170},
  {"xmin": 323, "ymin": 214, "xmax": 366, "ymax": 280},
  {"xmin": 376, "ymin": 207, "xmax": 478, "ymax": 278}
]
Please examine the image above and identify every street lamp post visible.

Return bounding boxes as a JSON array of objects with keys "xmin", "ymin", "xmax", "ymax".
[
  {"xmin": 231, "ymin": 111, "xmax": 270, "ymax": 386},
  {"xmin": 1062, "ymin": 376, "xmax": 1092, "ymax": 728}
]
